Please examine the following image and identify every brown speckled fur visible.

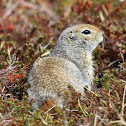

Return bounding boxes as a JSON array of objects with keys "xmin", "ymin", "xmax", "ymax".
[{"xmin": 27, "ymin": 24, "xmax": 103, "ymax": 111}]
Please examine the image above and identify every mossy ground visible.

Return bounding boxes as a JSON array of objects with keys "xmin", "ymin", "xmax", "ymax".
[{"xmin": 0, "ymin": 0, "xmax": 126, "ymax": 125}]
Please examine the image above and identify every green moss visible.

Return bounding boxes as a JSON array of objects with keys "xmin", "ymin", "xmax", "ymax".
[{"xmin": 100, "ymin": 70, "xmax": 123, "ymax": 89}]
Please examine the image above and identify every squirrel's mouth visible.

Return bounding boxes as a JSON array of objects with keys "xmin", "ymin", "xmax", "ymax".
[{"xmin": 89, "ymin": 42, "xmax": 100, "ymax": 52}]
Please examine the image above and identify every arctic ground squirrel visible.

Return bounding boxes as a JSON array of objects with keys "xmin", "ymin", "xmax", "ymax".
[{"xmin": 27, "ymin": 24, "xmax": 104, "ymax": 111}]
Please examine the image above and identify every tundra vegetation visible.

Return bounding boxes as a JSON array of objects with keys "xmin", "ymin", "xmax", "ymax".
[{"xmin": 0, "ymin": 0, "xmax": 126, "ymax": 125}]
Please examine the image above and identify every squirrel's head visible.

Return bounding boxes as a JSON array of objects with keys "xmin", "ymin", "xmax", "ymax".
[{"xmin": 59, "ymin": 24, "xmax": 104, "ymax": 53}]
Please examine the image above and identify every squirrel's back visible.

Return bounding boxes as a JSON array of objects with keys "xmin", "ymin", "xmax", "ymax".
[{"xmin": 28, "ymin": 56, "xmax": 85, "ymax": 110}]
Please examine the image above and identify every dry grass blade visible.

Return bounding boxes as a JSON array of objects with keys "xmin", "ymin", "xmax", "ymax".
[
  {"xmin": 43, "ymin": 36, "xmax": 54, "ymax": 49},
  {"xmin": 63, "ymin": 112, "xmax": 68, "ymax": 126},
  {"xmin": 121, "ymin": 84, "xmax": 126, "ymax": 116},
  {"xmin": 45, "ymin": 105, "xmax": 56, "ymax": 114},
  {"xmin": 84, "ymin": 86, "xmax": 107, "ymax": 106},
  {"xmin": 0, "ymin": 113, "xmax": 3, "ymax": 119},
  {"xmin": 0, "ymin": 56, "xmax": 15, "ymax": 75},
  {"xmin": 109, "ymin": 88, "xmax": 126, "ymax": 125},
  {"xmin": 104, "ymin": 34, "xmax": 112, "ymax": 45},
  {"xmin": 119, "ymin": 48, "xmax": 125, "ymax": 62},
  {"xmin": 39, "ymin": 114, "xmax": 48, "ymax": 125},
  {"xmin": 0, "ymin": 2, "xmax": 19, "ymax": 21},
  {"xmin": 110, "ymin": 113, "xmax": 126, "ymax": 125},
  {"xmin": 0, "ymin": 119, "xmax": 12, "ymax": 126},
  {"xmin": 94, "ymin": 111, "xmax": 98, "ymax": 126},
  {"xmin": 97, "ymin": 114, "xmax": 108, "ymax": 125},
  {"xmin": 19, "ymin": 0, "xmax": 55, "ymax": 19},
  {"xmin": 38, "ymin": 37, "xmax": 54, "ymax": 53},
  {"xmin": 99, "ymin": 11, "xmax": 105, "ymax": 22},
  {"xmin": 78, "ymin": 98, "xmax": 87, "ymax": 116},
  {"xmin": 102, "ymin": 5, "xmax": 109, "ymax": 16},
  {"xmin": 108, "ymin": 59, "xmax": 122, "ymax": 67}
]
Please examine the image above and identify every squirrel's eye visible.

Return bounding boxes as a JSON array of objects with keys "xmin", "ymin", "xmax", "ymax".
[{"xmin": 82, "ymin": 30, "xmax": 91, "ymax": 35}]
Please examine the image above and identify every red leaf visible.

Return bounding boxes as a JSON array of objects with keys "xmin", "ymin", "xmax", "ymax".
[
  {"xmin": 114, "ymin": 6, "xmax": 121, "ymax": 13},
  {"xmin": 8, "ymin": 24, "xmax": 15, "ymax": 31}
]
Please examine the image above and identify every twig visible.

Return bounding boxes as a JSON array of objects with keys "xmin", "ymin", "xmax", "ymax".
[
  {"xmin": 0, "ymin": 120, "xmax": 12, "ymax": 126},
  {"xmin": 109, "ymin": 90, "xmax": 126, "ymax": 125},
  {"xmin": 104, "ymin": 34, "xmax": 112, "ymax": 45},
  {"xmin": 0, "ymin": 86, "xmax": 5, "ymax": 98},
  {"xmin": 84, "ymin": 86, "xmax": 107, "ymax": 106},
  {"xmin": 99, "ymin": 11, "xmax": 105, "ymax": 22},
  {"xmin": 0, "ymin": 2, "xmax": 19, "ymax": 21},
  {"xmin": 78, "ymin": 98, "xmax": 87, "ymax": 116},
  {"xmin": 17, "ymin": 10, "xmax": 33, "ymax": 28},
  {"xmin": 39, "ymin": 114, "xmax": 48, "ymax": 125},
  {"xmin": 43, "ymin": 36, "xmax": 54, "ymax": 49},
  {"xmin": 0, "ymin": 113, "xmax": 3, "ymax": 119},
  {"xmin": 94, "ymin": 111, "xmax": 98, "ymax": 126},
  {"xmin": 38, "ymin": 36, "xmax": 54, "ymax": 52},
  {"xmin": 108, "ymin": 59, "xmax": 122, "ymax": 67},
  {"xmin": 45, "ymin": 105, "xmax": 56, "ymax": 114},
  {"xmin": 98, "ymin": 114, "xmax": 108, "ymax": 125},
  {"xmin": 110, "ymin": 113, "xmax": 126, "ymax": 125},
  {"xmin": 10, "ymin": 107, "xmax": 15, "ymax": 115},
  {"xmin": 0, "ymin": 55, "xmax": 16, "ymax": 75},
  {"xmin": 119, "ymin": 48, "xmax": 125, "ymax": 62},
  {"xmin": 19, "ymin": 0, "xmax": 55, "ymax": 19},
  {"xmin": 63, "ymin": 112, "xmax": 67, "ymax": 126},
  {"xmin": 102, "ymin": 5, "xmax": 109, "ymax": 16},
  {"xmin": 122, "ymin": 84, "xmax": 126, "ymax": 116}
]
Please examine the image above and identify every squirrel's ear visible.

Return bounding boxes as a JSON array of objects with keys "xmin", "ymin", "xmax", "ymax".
[
  {"xmin": 68, "ymin": 31, "xmax": 75, "ymax": 40},
  {"xmin": 66, "ymin": 31, "xmax": 74, "ymax": 44}
]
